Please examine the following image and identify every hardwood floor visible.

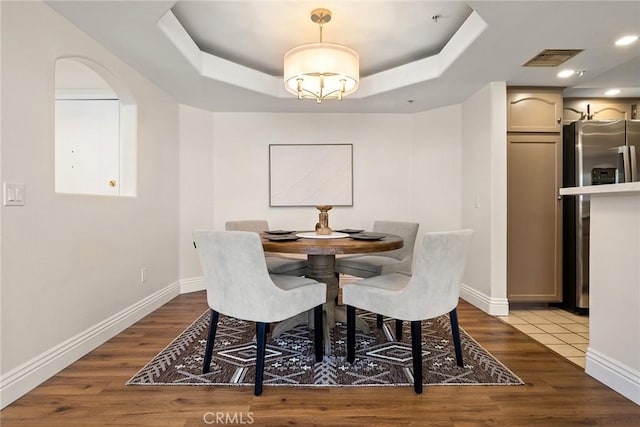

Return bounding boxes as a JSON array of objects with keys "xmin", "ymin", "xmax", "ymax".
[{"xmin": 1, "ymin": 291, "xmax": 638, "ymax": 426}]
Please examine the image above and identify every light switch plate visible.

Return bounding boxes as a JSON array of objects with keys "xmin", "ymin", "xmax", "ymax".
[{"xmin": 4, "ymin": 182, "xmax": 25, "ymax": 206}]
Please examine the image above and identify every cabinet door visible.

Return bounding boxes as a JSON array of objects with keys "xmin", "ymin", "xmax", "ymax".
[
  {"xmin": 507, "ymin": 133, "xmax": 563, "ymax": 302},
  {"xmin": 563, "ymin": 98, "xmax": 639, "ymax": 123},
  {"xmin": 507, "ymin": 89, "xmax": 563, "ymax": 132},
  {"xmin": 562, "ymin": 99, "xmax": 588, "ymax": 124},
  {"xmin": 590, "ymin": 102, "xmax": 630, "ymax": 120}
]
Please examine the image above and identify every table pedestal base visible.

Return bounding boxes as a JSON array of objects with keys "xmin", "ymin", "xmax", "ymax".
[{"xmin": 271, "ymin": 254, "xmax": 370, "ymax": 354}]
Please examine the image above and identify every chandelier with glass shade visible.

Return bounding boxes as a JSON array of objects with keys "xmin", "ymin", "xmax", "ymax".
[{"xmin": 283, "ymin": 9, "xmax": 359, "ymax": 103}]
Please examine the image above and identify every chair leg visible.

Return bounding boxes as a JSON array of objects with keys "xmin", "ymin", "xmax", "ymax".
[
  {"xmin": 376, "ymin": 314, "xmax": 383, "ymax": 329},
  {"xmin": 202, "ymin": 309, "xmax": 219, "ymax": 374},
  {"xmin": 314, "ymin": 304, "xmax": 323, "ymax": 362},
  {"xmin": 449, "ymin": 308, "xmax": 464, "ymax": 367},
  {"xmin": 346, "ymin": 305, "xmax": 356, "ymax": 364},
  {"xmin": 411, "ymin": 320, "xmax": 423, "ymax": 394},
  {"xmin": 395, "ymin": 319, "xmax": 404, "ymax": 341},
  {"xmin": 255, "ymin": 322, "xmax": 268, "ymax": 396}
]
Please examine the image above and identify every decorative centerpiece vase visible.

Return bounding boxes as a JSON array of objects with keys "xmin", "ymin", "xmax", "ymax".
[{"xmin": 315, "ymin": 205, "xmax": 333, "ymax": 235}]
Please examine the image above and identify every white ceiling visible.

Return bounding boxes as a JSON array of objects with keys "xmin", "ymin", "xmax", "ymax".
[
  {"xmin": 46, "ymin": 1, "xmax": 640, "ymax": 113},
  {"xmin": 171, "ymin": 2, "xmax": 474, "ymax": 77}
]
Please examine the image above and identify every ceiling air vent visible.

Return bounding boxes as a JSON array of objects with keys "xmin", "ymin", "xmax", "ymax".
[{"xmin": 523, "ymin": 49, "xmax": 583, "ymax": 67}]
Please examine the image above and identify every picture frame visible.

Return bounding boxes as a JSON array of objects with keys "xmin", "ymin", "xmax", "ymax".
[{"xmin": 269, "ymin": 144, "xmax": 353, "ymax": 207}]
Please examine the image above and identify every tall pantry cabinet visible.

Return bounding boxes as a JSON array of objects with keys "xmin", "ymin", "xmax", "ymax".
[{"xmin": 507, "ymin": 88, "xmax": 563, "ymax": 302}]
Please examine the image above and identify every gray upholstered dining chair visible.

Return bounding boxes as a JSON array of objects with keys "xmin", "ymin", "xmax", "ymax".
[
  {"xmin": 336, "ymin": 220, "xmax": 419, "ymax": 334},
  {"xmin": 336, "ymin": 220, "xmax": 419, "ymax": 277},
  {"xmin": 193, "ymin": 230, "xmax": 326, "ymax": 396},
  {"xmin": 225, "ymin": 220, "xmax": 308, "ymax": 276},
  {"xmin": 342, "ymin": 229, "xmax": 473, "ymax": 394}
]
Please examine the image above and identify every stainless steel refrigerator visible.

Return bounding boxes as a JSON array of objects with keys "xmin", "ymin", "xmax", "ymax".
[{"xmin": 562, "ymin": 120, "xmax": 639, "ymax": 313}]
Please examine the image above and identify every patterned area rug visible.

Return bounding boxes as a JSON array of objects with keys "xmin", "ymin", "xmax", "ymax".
[{"xmin": 127, "ymin": 310, "xmax": 523, "ymax": 387}]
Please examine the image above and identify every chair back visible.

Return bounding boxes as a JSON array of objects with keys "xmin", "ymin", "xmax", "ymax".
[
  {"xmin": 225, "ymin": 220, "xmax": 279, "ymax": 256},
  {"xmin": 373, "ymin": 221, "xmax": 419, "ymax": 261},
  {"xmin": 193, "ymin": 230, "xmax": 275, "ymax": 321},
  {"xmin": 405, "ymin": 229, "xmax": 473, "ymax": 319}
]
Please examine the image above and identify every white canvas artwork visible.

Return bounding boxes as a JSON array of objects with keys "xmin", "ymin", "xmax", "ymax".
[{"xmin": 269, "ymin": 144, "xmax": 353, "ymax": 206}]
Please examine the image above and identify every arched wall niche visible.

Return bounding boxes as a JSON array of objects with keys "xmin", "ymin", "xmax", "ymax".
[{"xmin": 55, "ymin": 56, "xmax": 137, "ymax": 196}]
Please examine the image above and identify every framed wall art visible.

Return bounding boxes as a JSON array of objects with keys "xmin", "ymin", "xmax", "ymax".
[{"xmin": 269, "ymin": 144, "xmax": 353, "ymax": 207}]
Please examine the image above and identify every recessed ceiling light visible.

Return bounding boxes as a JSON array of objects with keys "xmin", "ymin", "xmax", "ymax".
[
  {"xmin": 615, "ymin": 35, "xmax": 638, "ymax": 46},
  {"xmin": 605, "ymin": 89, "xmax": 621, "ymax": 96},
  {"xmin": 557, "ymin": 69, "xmax": 575, "ymax": 78}
]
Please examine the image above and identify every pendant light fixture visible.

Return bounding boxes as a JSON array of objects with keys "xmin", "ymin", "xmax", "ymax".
[{"xmin": 283, "ymin": 9, "xmax": 359, "ymax": 103}]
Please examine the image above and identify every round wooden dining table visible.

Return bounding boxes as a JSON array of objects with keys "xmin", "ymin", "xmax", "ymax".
[{"xmin": 261, "ymin": 231, "xmax": 403, "ymax": 353}]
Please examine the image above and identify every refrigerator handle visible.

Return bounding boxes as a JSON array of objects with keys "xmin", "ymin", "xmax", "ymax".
[
  {"xmin": 619, "ymin": 146, "xmax": 632, "ymax": 183},
  {"xmin": 630, "ymin": 145, "xmax": 638, "ymax": 182}
]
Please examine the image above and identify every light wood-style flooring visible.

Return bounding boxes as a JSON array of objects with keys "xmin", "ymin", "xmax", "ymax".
[{"xmin": 1, "ymin": 291, "xmax": 639, "ymax": 426}]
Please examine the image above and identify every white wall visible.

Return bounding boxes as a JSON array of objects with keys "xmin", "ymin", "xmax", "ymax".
[
  {"xmin": 178, "ymin": 105, "xmax": 214, "ymax": 285},
  {"xmin": 1, "ymin": 1, "xmax": 180, "ymax": 406},
  {"xmin": 212, "ymin": 113, "xmax": 415, "ymax": 232},
  {"xmin": 179, "ymin": 110, "xmax": 465, "ymax": 281},
  {"xmin": 411, "ymin": 105, "xmax": 463, "ymax": 241},
  {"xmin": 460, "ymin": 81, "xmax": 508, "ymax": 315}
]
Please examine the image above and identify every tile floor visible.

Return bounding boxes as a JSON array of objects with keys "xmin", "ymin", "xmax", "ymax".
[{"xmin": 499, "ymin": 306, "xmax": 589, "ymax": 368}]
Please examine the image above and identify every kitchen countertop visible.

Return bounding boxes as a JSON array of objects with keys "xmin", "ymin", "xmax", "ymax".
[{"xmin": 560, "ymin": 182, "xmax": 640, "ymax": 196}]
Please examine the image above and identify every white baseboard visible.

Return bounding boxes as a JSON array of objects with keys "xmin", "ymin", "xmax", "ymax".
[
  {"xmin": 586, "ymin": 348, "xmax": 640, "ymax": 405},
  {"xmin": 0, "ymin": 281, "xmax": 180, "ymax": 409},
  {"xmin": 460, "ymin": 284, "xmax": 509, "ymax": 316},
  {"xmin": 179, "ymin": 276, "xmax": 204, "ymax": 294}
]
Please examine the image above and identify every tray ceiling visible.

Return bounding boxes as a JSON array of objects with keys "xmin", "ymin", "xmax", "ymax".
[{"xmin": 45, "ymin": 1, "xmax": 640, "ymax": 113}]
